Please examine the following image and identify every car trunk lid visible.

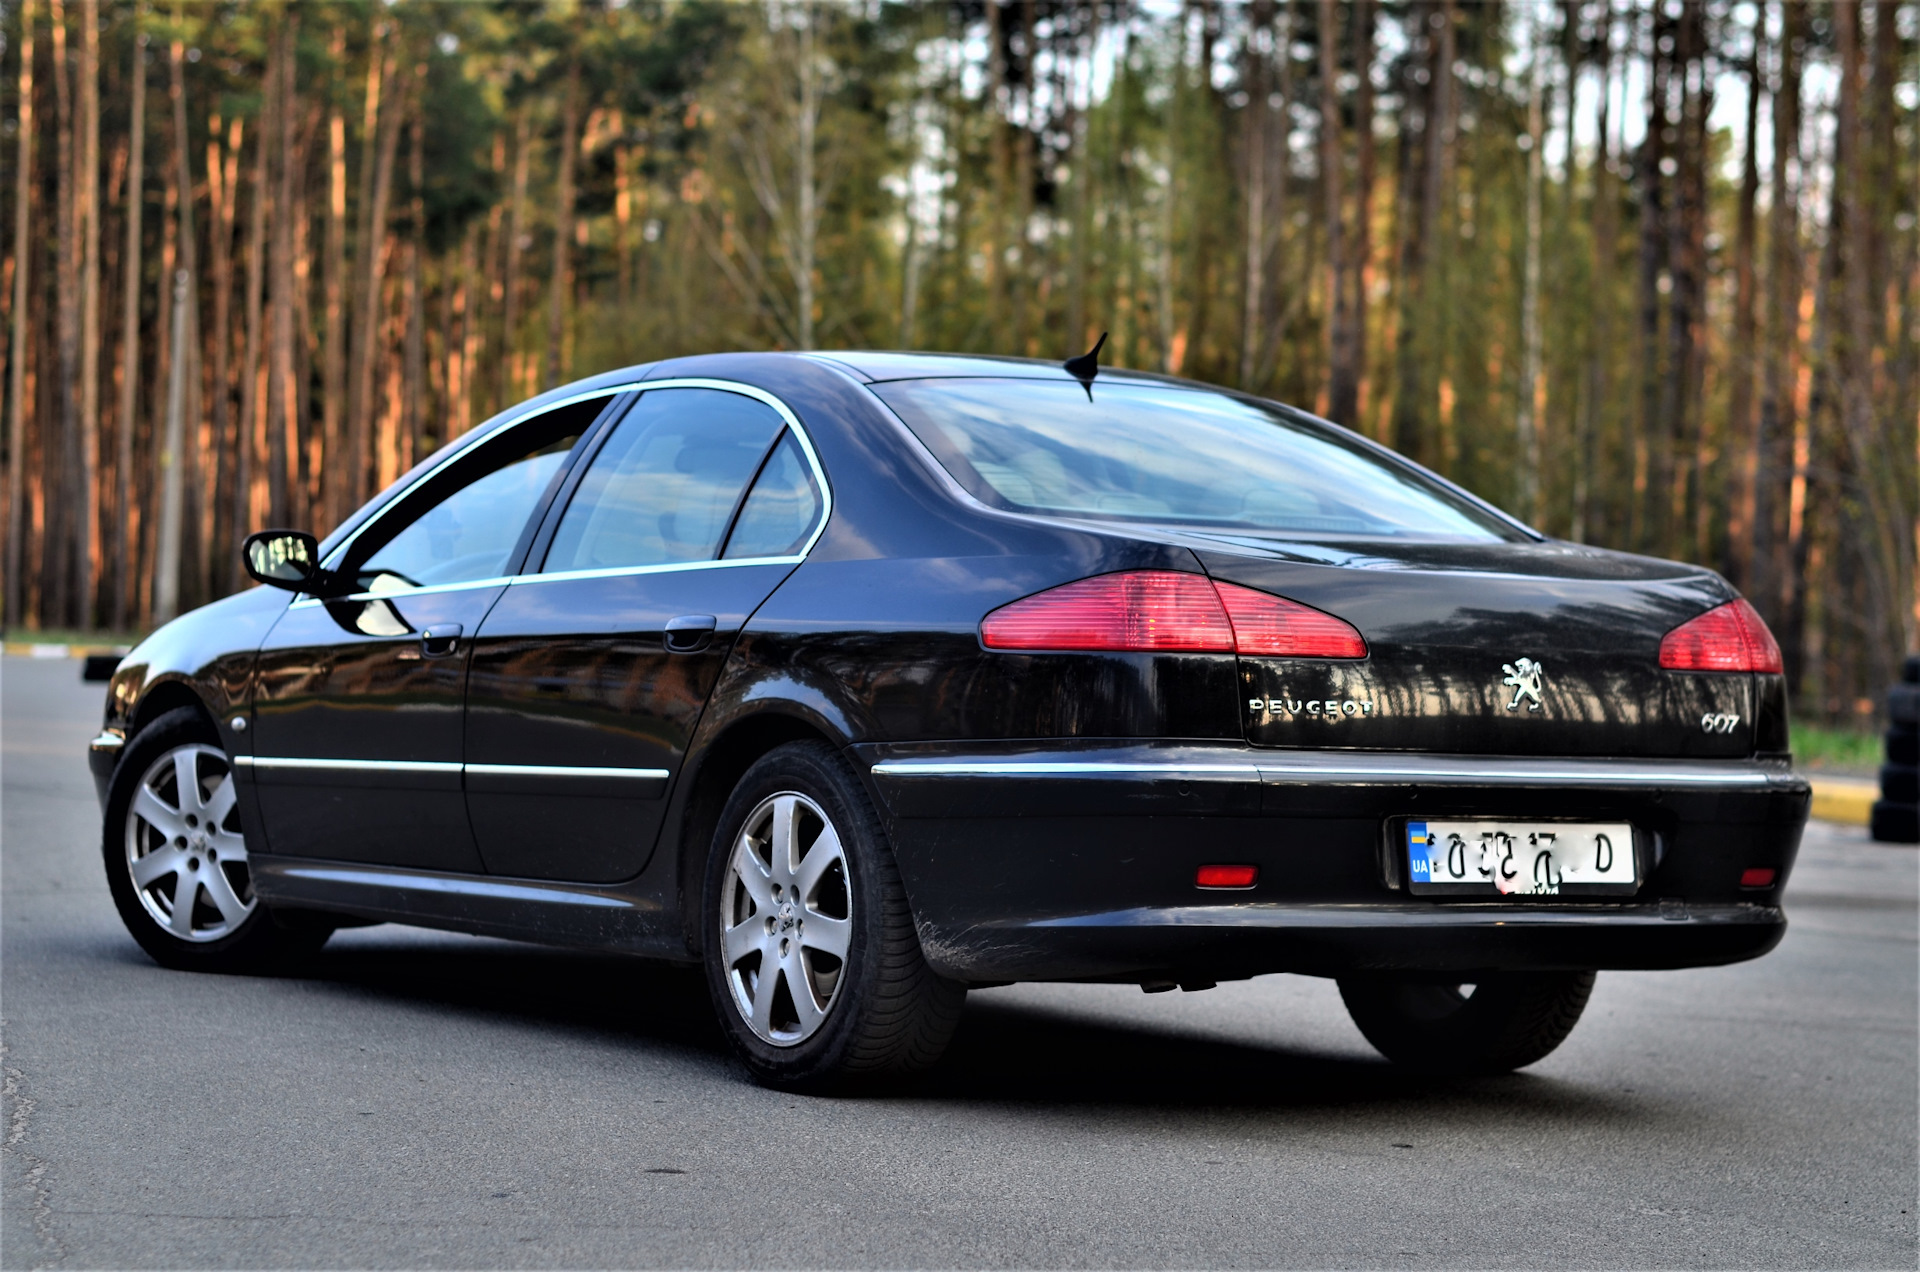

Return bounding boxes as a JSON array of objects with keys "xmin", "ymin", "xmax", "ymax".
[{"xmin": 1191, "ymin": 536, "xmax": 1757, "ymax": 759}]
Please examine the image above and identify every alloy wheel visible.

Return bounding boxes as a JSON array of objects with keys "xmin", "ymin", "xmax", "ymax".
[
  {"xmin": 719, "ymin": 791, "xmax": 853, "ymax": 1046},
  {"xmin": 124, "ymin": 743, "xmax": 254, "ymax": 942}
]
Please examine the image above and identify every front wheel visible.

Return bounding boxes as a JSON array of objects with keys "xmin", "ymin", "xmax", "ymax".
[
  {"xmin": 102, "ymin": 706, "xmax": 331, "ymax": 972},
  {"xmin": 701, "ymin": 741, "xmax": 965, "ymax": 1091},
  {"xmin": 1338, "ymin": 970, "xmax": 1597, "ymax": 1075}
]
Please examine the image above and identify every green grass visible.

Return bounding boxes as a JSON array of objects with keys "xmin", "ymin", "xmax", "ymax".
[{"xmin": 1792, "ymin": 722, "xmax": 1883, "ymax": 776}]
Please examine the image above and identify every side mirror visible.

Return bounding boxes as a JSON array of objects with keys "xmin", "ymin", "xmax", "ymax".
[{"xmin": 243, "ymin": 529, "xmax": 325, "ymax": 592}]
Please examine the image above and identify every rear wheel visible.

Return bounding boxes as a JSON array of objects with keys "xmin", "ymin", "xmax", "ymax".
[
  {"xmin": 103, "ymin": 707, "xmax": 332, "ymax": 972},
  {"xmin": 702, "ymin": 741, "xmax": 965, "ymax": 1091},
  {"xmin": 1338, "ymin": 970, "xmax": 1596, "ymax": 1074}
]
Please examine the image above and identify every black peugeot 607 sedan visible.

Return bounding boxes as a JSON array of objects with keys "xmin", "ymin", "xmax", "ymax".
[{"xmin": 90, "ymin": 349, "xmax": 1810, "ymax": 1089}]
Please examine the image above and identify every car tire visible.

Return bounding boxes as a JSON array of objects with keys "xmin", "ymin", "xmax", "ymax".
[
  {"xmin": 102, "ymin": 706, "xmax": 332, "ymax": 972},
  {"xmin": 1337, "ymin": 970, "xmax": 1597, "ymax": 1075},
  {"xmin": 701, "ymin": 740, "xmax": 966, "ymax": 1091}
]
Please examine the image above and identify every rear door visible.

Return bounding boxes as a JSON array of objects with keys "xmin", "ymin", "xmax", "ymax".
[{"xmin": 463, "ymin": 384, "xmax": 828, "ymax": 883}]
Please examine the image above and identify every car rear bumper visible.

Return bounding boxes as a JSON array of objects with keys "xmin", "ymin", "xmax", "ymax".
[{"xmin": 858, "ymin": 742, "xmax": 1809, "ymax": 983}]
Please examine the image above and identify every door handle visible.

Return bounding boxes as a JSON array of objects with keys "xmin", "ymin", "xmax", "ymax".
[
  {"xmin": 420, "ymin": 623, "xmax": 463, "ymax": 658},
  {"xmin": 664, "ymin": 614, "xmax": 717, "ymax": 654}
]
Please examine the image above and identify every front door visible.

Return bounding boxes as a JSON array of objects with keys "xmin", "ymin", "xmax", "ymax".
[
  {"xmin": 248, "ymin": 397, "xmax": 608, "ymax": 869},
  {"xmin": 464, "ymin": 385, "xmax": 827, "ymax": 882}
]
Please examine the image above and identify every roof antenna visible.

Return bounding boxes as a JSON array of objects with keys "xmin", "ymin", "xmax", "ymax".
[{"xmin": 1064, "ymin": 332, "xmax": 1108, "ymax": 401}]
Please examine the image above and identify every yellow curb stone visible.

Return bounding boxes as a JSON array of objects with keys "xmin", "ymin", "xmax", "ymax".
[{"xmin": 1809, "ymin": 779, "xmax": 1878, "ymax": 827}]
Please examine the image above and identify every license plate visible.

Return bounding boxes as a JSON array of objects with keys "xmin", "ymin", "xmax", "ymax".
[{"xmin": 1405, "ymin": 820, "xmax": 1638, "ymax": 896}]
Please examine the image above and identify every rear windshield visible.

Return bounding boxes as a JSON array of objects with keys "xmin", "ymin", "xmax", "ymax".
[{"xmin": 872, "ymin": 378, "xmax": 1520, "ymax": 541}]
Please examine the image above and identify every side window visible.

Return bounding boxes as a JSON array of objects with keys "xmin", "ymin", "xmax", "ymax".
[
  {"xmin": 723, "ymin": 432, "xmax": 823, "ymax": 559},
  {"xmin": 542, "ymin": 388, "xmax": 785, "ymax": 573},
  {"xmin": 348, "ymin": 399, "xmax": 602, "ymax": 593}
]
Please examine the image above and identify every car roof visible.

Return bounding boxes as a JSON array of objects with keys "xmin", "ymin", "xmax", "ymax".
[{"xmin": 798, "ymin": 349, "xmax": 1191, "ymax": 387}]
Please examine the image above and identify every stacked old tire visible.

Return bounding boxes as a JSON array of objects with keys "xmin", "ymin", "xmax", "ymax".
[{"xmin": 1873, "ymin": 656, "xmax": 1920, "ymax": 843}]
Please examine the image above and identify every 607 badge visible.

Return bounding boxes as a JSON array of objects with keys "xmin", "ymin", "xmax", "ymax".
[{"xmin": 1406, "ymin": 819, "xmax": 1640, "ymax": 896}]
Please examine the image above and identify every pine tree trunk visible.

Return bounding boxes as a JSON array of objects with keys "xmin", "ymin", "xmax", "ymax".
[
  {"xmin": 1831, "ymin": 0, "xmax": 1902, "ymax": 692},
  {"xmin": 207, "ymin": 115, "xmax": 240, "ymax": 578},
  {"xmin": 156, "ymin": 31, "xmax": 200, "ymax": 614},
  {"xmin": 167, "ymin": 31, "xmax": 203, "ymax": 608},
  {"xmin": 110, "ymin": 28, "xmax": 144, "ymax": 631},
  {"xmin": 403, "ymin": 97, "xmax": 425, "ymax": 463},
  {"xmin": 546, "ymin": 54, "xmax": 581, "ymax": 386},
  {"xmin": 1754, "ymin": 0, "xmax": 1802, "ymax": 638},
  {"xmin": 322, "ymin": 26, "xmax": 347, "ymax": 531},
  {"xmin": 5, "ymin": 0, "xmax": 35, "ymax": 628},
  {"xmin": 77, "ymin": 0, "xmax": 100, "ymax": 627},
  {"xmin": 153, "ymin": 268, "xmax": 188, "ymax": 622},
  {"xmin": 1726, "ymin": 25, "xmax": 1762, "ymax": 588},
  {"xmin": 1574, "ymin": 1, "xmax": 1615, "ymax": 545},
  {"xmin": 452, "ymin": 222, "xmax": 477, "ymax": 437},
  {"xmin": 1390, "ymin": 0, "xmax": 1452, "ymax": 465},
  {"xmin": 1669, "ymin": 0, "xmax": 1707, "ymax": 562},
  {"xmin": 348, "ymin": 36, "xmax": 401, "ymax": 509},
  {"xmin": 1319, "ymin": 0, "xmax": 1351, "ymax": 423},
  {"xmin": 1631, "ymin": 3, "xmax": 1669, "ymax": 554},
  {"xmin": 1239, "ymin": 0, "xmax": 1274, "ymax": 389},
  {"xmin": 1349, "ymin": 0, "xmax": 1376, "ymax": 434},
  {"xmin": 1515, "ymin": 8, "xmax": 1545, "ymax": 524},
  {"xmin": 265, "ymin": 16, "xmax": 296, "ymax": 524},
  {"xmin": 48, "ymin": 0, "xmax": 75, "ymax": 627},
  {"xmin": 290, "ymin": 95, "xmax": 315, "ymax": 528},
  {"xmin": 500, "ymin": 109, "xmax": 530, "ymax": 407},
  {"xmin": 232, "ymin": 56, "xmax": 269, "ymax": 586}
]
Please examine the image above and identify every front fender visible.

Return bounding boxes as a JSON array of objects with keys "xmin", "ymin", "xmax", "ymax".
[{"xmin": 93, "ymin": 585, "xmax": 290, "ymax": 808}]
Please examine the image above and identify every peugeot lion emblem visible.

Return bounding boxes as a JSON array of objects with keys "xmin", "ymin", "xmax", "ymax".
[{"xmin": 1501, "ymin": 658, "xmax": 1545, "ymax": 712}]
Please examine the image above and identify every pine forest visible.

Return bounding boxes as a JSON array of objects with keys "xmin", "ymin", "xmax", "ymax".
[{"xmin": 1, "ymin": 0, "xmax": 1916, "ymax": 727}]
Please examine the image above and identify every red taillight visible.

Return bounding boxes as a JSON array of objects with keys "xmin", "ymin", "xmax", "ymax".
[
  {"xmin": 980, "ymin": 571, "xmax": 1366, "ymax": 658},
  {"xmin": 1658, "ymin": 599, "xmax": 1784, "ymax": 674},
  {"xmin": 980, "ymin": 571, "xmax": 1234, "ymax": 652},
  {"xmin": 1196, "ymin": 864, "xmax": 1259, "ymax": 889},
  {"xmin": 1215, "ymin": 581, "xmax": 1368, "ymax": 658},
  {"xmin": 1740, "ymin": 867, "xmax": 1777, "ymax": 889}
]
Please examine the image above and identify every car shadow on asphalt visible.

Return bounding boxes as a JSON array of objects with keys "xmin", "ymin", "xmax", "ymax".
[
  {"xmin": 261, "ymin": 934, "xmax": 1636, "ymax": 1118},
  {"xmin": 924, "ymin": 997, "xmax": 1630, "ymax": 1116}
]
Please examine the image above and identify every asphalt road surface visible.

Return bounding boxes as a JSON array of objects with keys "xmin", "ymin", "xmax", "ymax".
[{"xmin": 3, "ymin": 652, "xmax": 1915, "ymax": 1269}]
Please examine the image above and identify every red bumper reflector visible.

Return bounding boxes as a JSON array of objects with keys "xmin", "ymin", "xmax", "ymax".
[
  {"xmin": 1659, "ymin": 599, "xmax": 1784, "ymax": 673},
  {"xmin": 1740, "ymin": 867, "xmax": 1777, "ymax": 889},
  {"xmin": 1196, "ymin": 864, "xmax": 1258, "ymax": 889}
]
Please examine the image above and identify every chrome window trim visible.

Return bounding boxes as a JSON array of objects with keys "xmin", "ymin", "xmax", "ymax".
[
  {"xmin": 235, "ymin": 756, "xmax": 671, "ymax": 781},
  {"xmin": 289, "ymin": 574, "xmax": 516, "ymax": 609},
  {"xmin": 301, "ymin": 378, "xmax": 830, "ymax": 607},
  {"xmin": 511, "ymin": 377, "xmax": 832, "ymax": 587},
  {"xmin": 466, "ymin": 763, "xmax": 670, "ymax": 780},
  {"xmin": 320, "ymin": 382, "xmax": 645, "ymax": 571},
  {"xmin": 515, "ymin": 555, "xmax": 806, "ymax": 589}
]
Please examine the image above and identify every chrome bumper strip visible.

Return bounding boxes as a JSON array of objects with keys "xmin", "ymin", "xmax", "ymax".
[
  {"xmin": 870, "ymin": 761, "xmax": 1261, "ymax": 777},
  {"xmin": 869, "ymin": 754, "xmax": 1790, "ymax": 788}
]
